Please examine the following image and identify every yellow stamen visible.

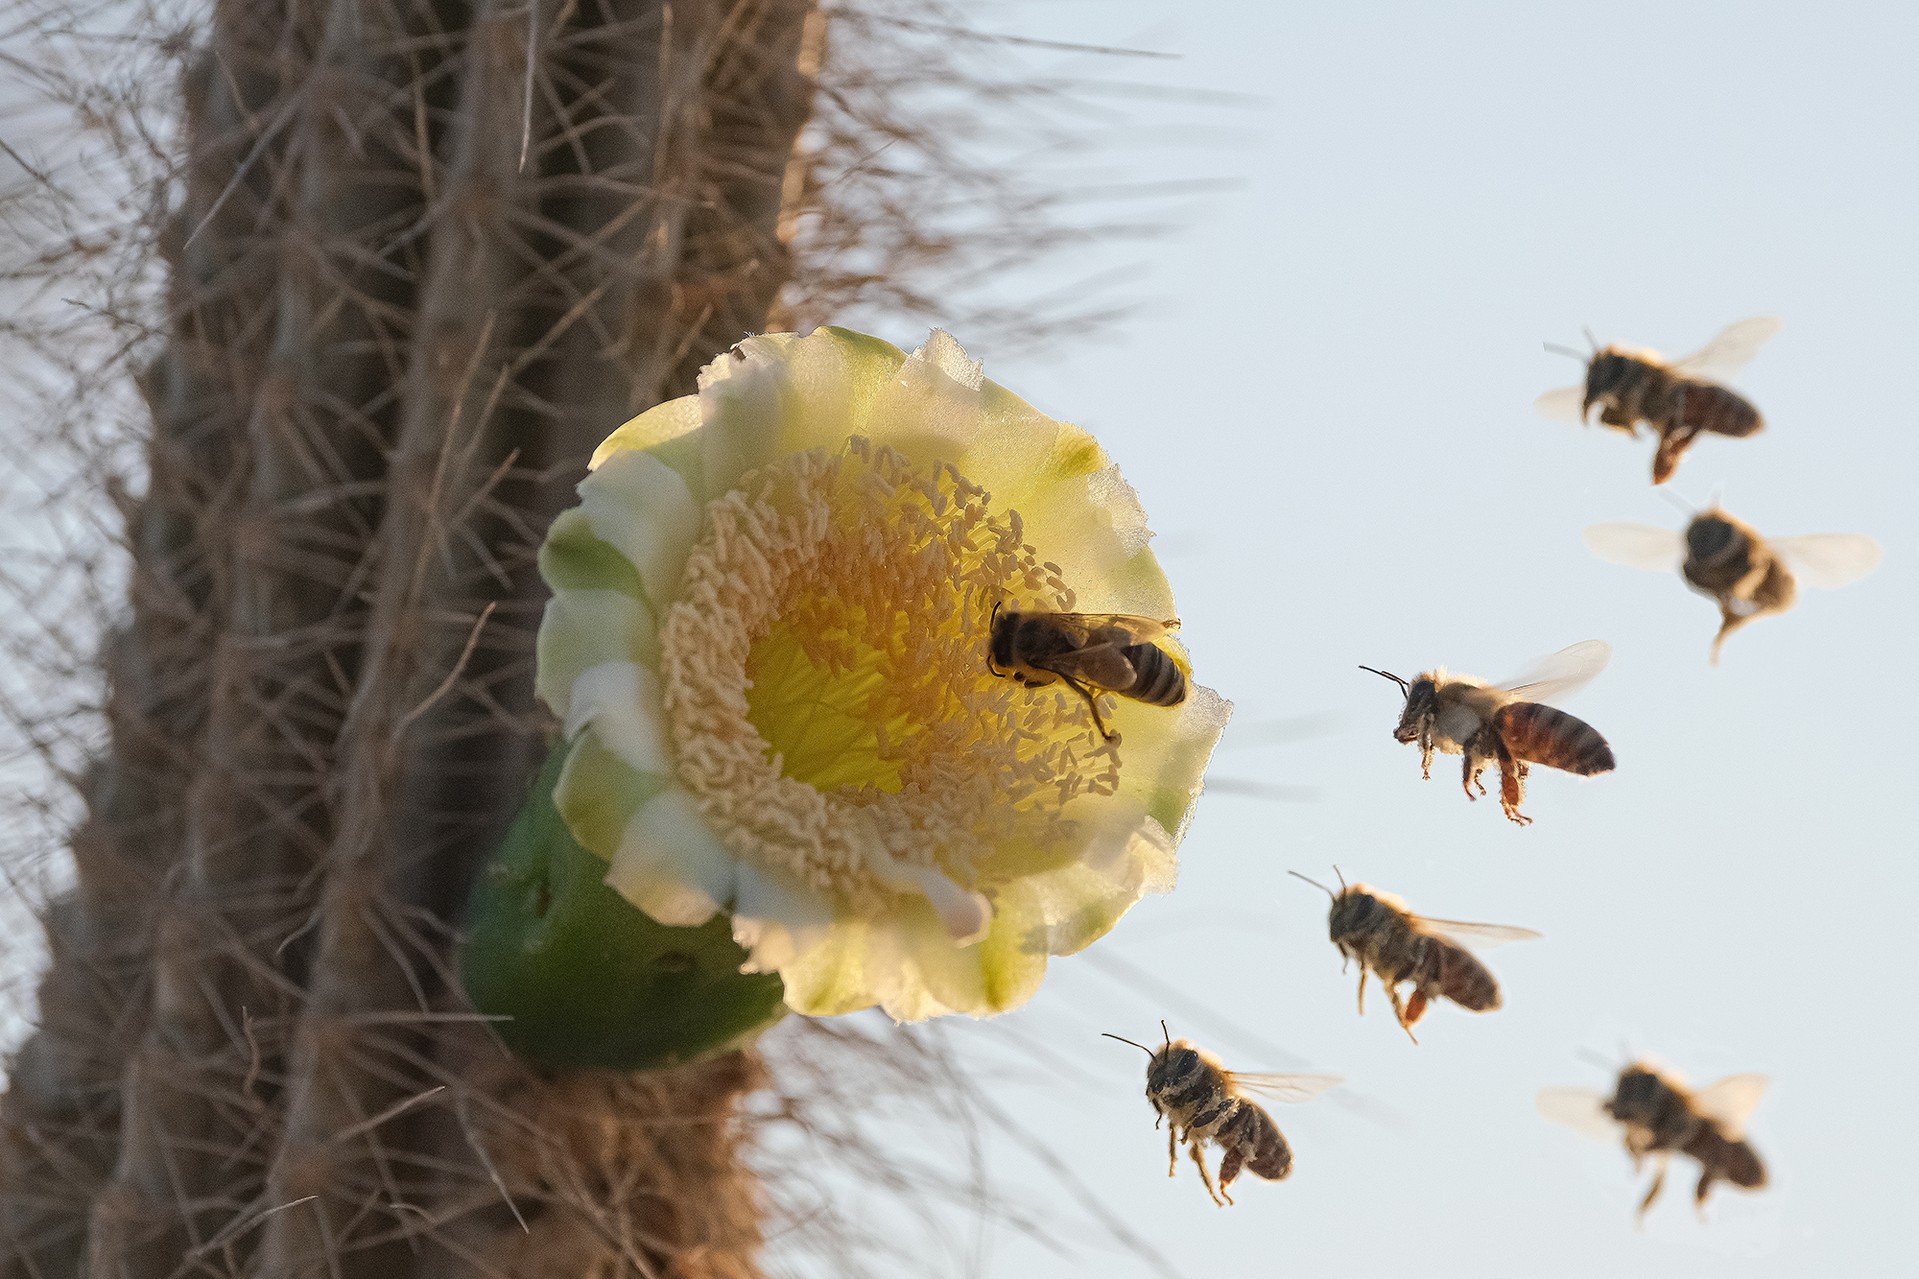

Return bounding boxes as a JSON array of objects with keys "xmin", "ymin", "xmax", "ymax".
[{"xmin": 659, "ymin": 439, "xmax": 1121, "ymax": 912}]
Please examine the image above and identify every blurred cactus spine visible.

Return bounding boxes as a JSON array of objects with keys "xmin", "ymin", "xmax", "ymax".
[{"xmin": 0, "ymin": 1, "xmax": 818, "ymax": 1274}]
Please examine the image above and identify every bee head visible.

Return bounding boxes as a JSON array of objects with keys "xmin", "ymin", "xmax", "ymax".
[
  {"xmin": 1103, "ymin": 1020, "xmax": 1184, "ymax": 1088},
  {"xmin": 1394, "ymin": 677, "xmax": 1439, "ymax": 743},
  {"xmin": 1582, "ymin": 348, "xmax": 1636, "ymax": 416},
  {"xmin": 1287, "ymin": 867, "xmax": 1361, "ymax": 939},
  {"xmin": 987, "ymin": 600, "xmax": 1016, "ymax": 673},
  {"xmin": 1325, "ymin": 884, "xmax": 1386, "ymax": 942},
  {"xmin": 1684, "ymin": 512, "xmax": 1746, "ymax": 566},
  {"xmin": 1607, "ymin": 1064, "xmax": 1668, "ymax": 1122}
]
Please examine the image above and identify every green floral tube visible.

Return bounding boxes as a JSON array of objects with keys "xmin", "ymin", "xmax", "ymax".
[{"xmin": 460, "ymin": 744, "xmax": 786, "ymax": 1070}]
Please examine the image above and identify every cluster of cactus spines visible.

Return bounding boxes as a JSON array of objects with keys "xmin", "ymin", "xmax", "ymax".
[{"xmin": 2, "ymin": 1, "xmax": 815, "ymax": 1274}]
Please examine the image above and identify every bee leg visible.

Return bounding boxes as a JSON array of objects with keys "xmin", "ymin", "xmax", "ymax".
[
  {"xmin": 1167, "ymin": 1122, "xmax": 1178, "ymax": 1177},
  {"xmin": 1709, "ymin": 603, "xmax": 1758, "ymax": 666},
  {"xmin": 1354, "ymin": 965, "xmax": 1367, "ymax": 1015},
  {"xmin": 1636, "ymin": 1154, "xmax": 1670, "ymax": 1224},
  {"xmin": 1693, "ymin": 1166, "xmax": 1716, "ymax": 1220},
  {"xmin": 1418, "ymin": 734, "xmax": 1435, "ymax": 780},
  {"xmin": 1404, "ymin": 989, "xmax": 1429, "ymax": 1030},
  {"xmin": 1460, "ymin": 751, "xmax": 1485, "ymax": 801},
  {"xmin": 1189, "ymin": 1142, "xmax": 1223, "ymax": 1206},
  {"xmin": 1652, "ymin": 423, "xmax": 1697, "ymax": 486},
  {"xmin": 1061, "ymin": 675, "xmax": 1117, "ymax": 743},
  {"xmin": 1387, "ymin": 985, "xmax": 1419, "ymax": 1045},
  {"xmin": 1492, "ymin": 735, "xmax": 1531, "ymax": 826},
  {"xmin": 1216, "ymin": 1146, "xmax": 1245, "ymax": 1206}
]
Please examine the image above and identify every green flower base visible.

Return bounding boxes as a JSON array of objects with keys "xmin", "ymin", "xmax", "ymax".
[{"xmin": 460, "ymin": 744, "xmax": 787, "ymax": 1071}]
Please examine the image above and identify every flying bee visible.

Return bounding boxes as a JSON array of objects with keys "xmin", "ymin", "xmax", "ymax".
[
  {"xmin": 1585, "ymin": 507, "xmax": 1881, "ymax": 663},
  {"xmin": 1360, "ymin": 640, "xmax": 1616, "ymax": 826},
  {"xmin": 1534, "ymin": 316, "xmax": 1780, "ymax": 485},
  {"xmin": 1103, "ymin": 1023, "xmax": 1340, "ymax": 1206},
  {"xmin": 1288, "ymin": 869, "xmax": 1540, "ymax": 1042},
  {"xmin": 1538, "ymin": 1060, "xmax": 1768, "ymax": 1220},
  {"xmin": 988, "ymin": 605, "xmax": 1187, "ymax": 741}
]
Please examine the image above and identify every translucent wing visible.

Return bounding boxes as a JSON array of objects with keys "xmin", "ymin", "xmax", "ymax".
[
  {"xmin": 1533, "ymin": 384, "xmax": 1587, "ymax": 424},
  {"xmin": 1063, "ymin": 613, "xmax": 1178, "ymax": 644},
  {"xmin": 1692, "ymin": 1073, "xmax": 1768, "ymax": 1137},
  {"xmin": 1045, "ymin": 644, "xmax": 1140, "ymax": 689},
  {"xmin": 1536, "ymin": 1086, "xmax": 1621, "ymax": 1144},
  {"xmin": 1667, "ymin": 316, "xmax": 1782, "ymax": 382},
  {"xmin": 1496, "ymin": 640, "xmax": 1612, "ymax": 701},
  {"xmin": 1227, "ymin": 1072, "xmax": 1342, "ymax": 1104},
  {"xmin": 1584, "ymin": 523, "xmax": 1687, "ymax": 572},
  {"xmin": 1771, "ymin": 533, "xmax": 1883, "ymax": 590},
  {"xmin": 1413, "ymin": 918, "xmax": 1543, "ymax": 950}
]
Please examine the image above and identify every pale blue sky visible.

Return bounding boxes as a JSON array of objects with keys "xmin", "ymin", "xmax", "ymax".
[{"xmin": 838, "ymin": 3, "xmax": 1918, "ymax": 1276}]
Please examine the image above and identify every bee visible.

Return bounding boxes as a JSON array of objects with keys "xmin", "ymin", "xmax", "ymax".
[
  {"xmin": 988, "ymin": 605, "xmax": 1186, "ymax": 741},
  {"xmin": 1103, "ymin": 1023, "xmax": 1340, "ymax": 1206},
  {"xmin": 1288, "ymin": 869, "xmax": 1540, "ymax": 1042},
  {"xmin": 1360, "ymin": 640, "xmax": 1616, "ymax": 826},
  {"xmin": 1585, "ymin": 507, "xmax": 1881, "ymax": 663},
  {"xmin": 1534, "ymin": 316, "xmax": 1780, "ymax": 484},
  {"xmin": 1538, "ymin": 1060, "xmax": 1768, "ymax": 1219}
]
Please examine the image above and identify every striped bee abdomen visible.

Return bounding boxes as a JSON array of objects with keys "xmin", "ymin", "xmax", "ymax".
[
  {"xmin": 1122, "ymin": 643, "xmax": 1187, "ymax": 707},
  {"xmin": 1495, "ymin": 702, "xmax": 1615, "ymax": 776},
  {"xmin": 1676, "ymin": 381, "xmax": 1764, "ymax": 439},
  {"xmin": 1435, "ymin": 943, "xmax": 1501, "ymax": 1013},
  {"xmin": 1219, "ymin": 1103, "xmax": 1293, "ymax": 1183}
]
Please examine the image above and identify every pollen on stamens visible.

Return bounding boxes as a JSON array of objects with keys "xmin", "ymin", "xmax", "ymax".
[{"xmin": 658, "ymin": 438, "xmax": 1122, "ymax": 912}]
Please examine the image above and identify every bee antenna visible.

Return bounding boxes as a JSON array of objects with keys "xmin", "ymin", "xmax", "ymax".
[
  {"xmin": 1101, "ymin": 1032, "xmax": 1155, "ymax": 1059},
  {"xmin": 1358, "ymin": 665, "xmax": 1409, "ymax": 696},
  {"xmin": 1708, "ymin": 482, "xmax": 1725, "ymax": 511},
  {"xmin": 1583, "ymin": 325, "xmax": 1600, "ymax": 352},
  {"xmin": 1287, "ymin": 869, "xmax": 1337, "ymax": 901},
  {"xmin": 1161, "ymin": 1019, "xmax": 1172, "ymax": 1051},
  {"xmin": 1657, "ymin": 486, "xmax": 1699, "ymax": 518},
  {"xmin": 1333, "ymin": 864, "xmax": 1347, "ymax": 892},
  {"xmin": 1575, "ymin": 1047, "xmax": 1615, "ymax": 1072},
  {"xmin": 1542, "ymin": 341, "xmax": 1588, "ymax": 363}
]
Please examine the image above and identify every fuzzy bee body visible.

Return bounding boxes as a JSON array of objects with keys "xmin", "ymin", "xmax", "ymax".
[
  {"xmin": 1541, "ymin": 1063, "xmax": 1769, "ymax": 1219},
  {"xmin": 1363, "ymin": 642, "xmax": 1616, "ymax": 825},
  {"xmin": 1104, "ymin": 1027, "xmax": 1339, "ymax": 1206},
  {"xmin": 1536, "ymin": 317, "xmax": 1778, "ymax": 485},
  {"xmin": 1295, "ymin": 873, "xmax": 1538, "ymax": 1041},
  {"xmin": 988, "ymin": 608, "xmax": 1186, "ymax": 740},
  {"xmin": 1586, "ymin": 509, "xmax": 1881, "ymax": 663}
]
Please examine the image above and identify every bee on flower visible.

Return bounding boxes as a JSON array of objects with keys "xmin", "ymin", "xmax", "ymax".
[{"xmin": 533, "ymin": 328, "xmax": 1230, "ymax": 1021}]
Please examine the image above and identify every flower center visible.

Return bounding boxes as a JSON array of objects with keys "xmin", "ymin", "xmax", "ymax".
[{"xmin": 658, "ymin": 439, "xmax": 1120, "ymax": 912}]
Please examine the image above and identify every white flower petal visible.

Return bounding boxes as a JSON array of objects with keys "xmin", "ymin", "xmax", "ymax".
[
  {"xmin": 605, "ymin": 786, "xmax": 738, "ymax": 927},
  {"xmin": 911, "ymin": 329, "xmax": 984, "ymax": 390},
  {"xmin": 565, "ymin": 661, "xmax": 669, "ymax": 775},
  {"xmin": 730, "ymin": 863, "xmax": 835, "ymax": 973},
  {"xmin": 578, "ymin": 450, "xmax": 701, "ymax": 605}
]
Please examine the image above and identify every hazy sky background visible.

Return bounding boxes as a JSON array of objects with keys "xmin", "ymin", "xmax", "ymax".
[
  {"xmin": 844, "ymin": 3, "xmax": 1919, "ymax": 1276},
  {"xmin": 3, "ymin": 2, "xmax": 1914, "ymax": 1276}
]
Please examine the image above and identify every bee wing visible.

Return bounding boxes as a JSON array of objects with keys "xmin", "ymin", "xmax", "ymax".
[
  {"xmin": 1536, "ymin": 1087, "xmax": 1622, "ymax": 1144},
  {"xmin": 1770, "ymin": 533, "xmax": 1883, "ymax": 590},
  {"xmin": 1043, "ymin": 643, "xmax": 1140, "ymax": 689},
  {"xmin": 1583, "ymin": 523, "xmax": 1687, "ymax": 573},
  {"xmin": 1225, "ymin": 1072, "xmax": 1342, "ymax": 1104},
  {"xmin": 1059, "ymin": 613, "xmax": 1177, "ymax": 644},
  {"xmin": 1411, "ymin": 917, "xmax": 1543, "ymax": 950},
  {"xmin": 1692, "ymin": 1073, "xmax": 1768, "ymax": 1137},
  {"xmin": 1495, "ymin": 640, "xmax": 1612, "ymax": 701},
  {"xmin": 1666, "ymin": 316, "xmax": 1782, "ymax": 382},
  {"xmin": 1532, "ymin": 384, "xmax": 1587, "ymax": 424}
]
